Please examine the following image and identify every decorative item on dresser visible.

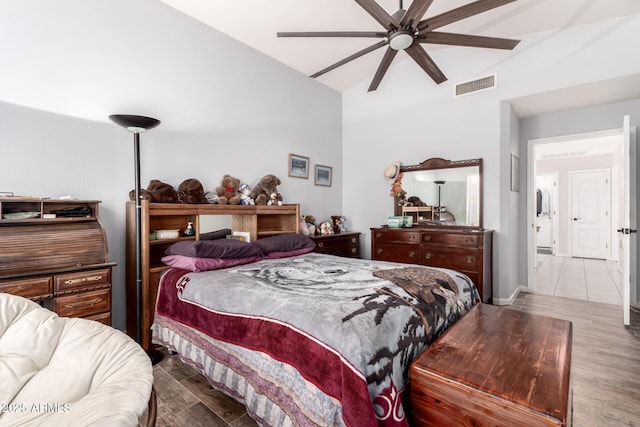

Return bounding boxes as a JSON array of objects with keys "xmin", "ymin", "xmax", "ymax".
[
  {"xmin": 0, "ymin": 198, "xmax": 116, "ymax": 324},
  {"xmin": 126, "ymin": 200, "xmax": 300, "ymax": 351},
  {"xmin": 371, "ymin": 227, "xmax": 492, "ymax": 302},
  {"xmin": 310, "ymin": 231, "xmax": 360, "ymax": 258}
]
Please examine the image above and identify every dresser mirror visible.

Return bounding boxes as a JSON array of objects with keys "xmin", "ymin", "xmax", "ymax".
[{"xmin": 394, "ymin": 157, "xmax": 482, "ymax": 228}]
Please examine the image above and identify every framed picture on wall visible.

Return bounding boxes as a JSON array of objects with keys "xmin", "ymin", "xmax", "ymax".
[
  {"xmin": 314, "ymin": 165, "xmax": 332, "ymax": 187},
  {"xmin": 288, "ymin": 154, "xmax": 309, "ymax": 179}
]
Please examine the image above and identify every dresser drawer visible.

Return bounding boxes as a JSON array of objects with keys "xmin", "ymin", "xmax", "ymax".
[
  {"xmin": 422, "ymin": 233, "xmax": 479, "ymax": 247},
  {"xmin": 52, "ymin": 288, "xmax": 111, "ymax": 318},
  {"xmin": 54, "ymin": 268, "xmax": 111, "ymax": 293},
  {"xmin": 0, "ymin": 276, "xmax": 53, "ymax": 301},
  {"xmin": 84, "ymin": 311, "xmax": 111, "ymax": 326},
  {"xmin": 372, "ymin": 229, "xmax": 421, "ymax": 244},
  {"xmin": 420, "ymin": 246, "xmax": 479, "ymax": 272},
  {"xmin": 373, "ymin": 242, "xmax": 420, "ymax": 263}
]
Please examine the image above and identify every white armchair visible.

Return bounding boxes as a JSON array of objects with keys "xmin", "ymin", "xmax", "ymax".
[{"xmin": 0, "ymin": 292, "xmax": 154, "ymax": 426}]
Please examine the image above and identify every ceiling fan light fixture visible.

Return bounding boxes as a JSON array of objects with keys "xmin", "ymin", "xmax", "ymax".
[{"xmin": 389, "ymin": 31, "xmax": 413, "ymax": 51}]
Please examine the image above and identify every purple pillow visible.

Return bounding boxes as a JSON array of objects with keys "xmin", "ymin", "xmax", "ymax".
[
  {"xmin": 162, "ymin": 255, "xmax": 263, "ymax": 272},
  {"xmin": 166, "ymin": 239, "xmax": 264, "ymax": 259},
  {"xmin": 199, "ymin": 228, "xmax": 232, "ymax": 240},
  {"xmin": 253, "ymin": 234, "xmax": 316, "ymax": 258}
]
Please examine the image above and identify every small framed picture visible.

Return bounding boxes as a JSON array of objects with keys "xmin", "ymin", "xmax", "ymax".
[
  {"xmin": 288, "ymin": 154, "xmax": 309, "ymax": 179},
  {"xmin": 314, "ymin": 165, "xmax": 332, "ymax": 187}
]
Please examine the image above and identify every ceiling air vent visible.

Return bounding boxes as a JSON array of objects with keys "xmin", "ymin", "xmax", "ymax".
[{"xmin": 455, "ymin": 74, "xmax": 497, "ymax": 97}]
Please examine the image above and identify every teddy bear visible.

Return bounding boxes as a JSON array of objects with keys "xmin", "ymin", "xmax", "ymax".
[
  {"xmin": 129, "ymin": 179, "xmax": 177, "ymax": 203},
  {"xmin": 238, "ymin": 183, "xmax": 255, "ymax": 205},
  {"xmin": 250, "ymin": 174, "xmax": 282, "ymax": 205},
  {"xmin": 215, "ymin": 174, "xmax": 242, "ymax": 205},
  {"xmin": 267, "ymin": 192, "xmax": 283, "ymax": 206},
  {"xmin": 304, "ymin": 215, "xmax": 316, "ymax": 236},
  {"xmin": 177, "ymin": 178, "xmax": 208, "ymax": 204}
]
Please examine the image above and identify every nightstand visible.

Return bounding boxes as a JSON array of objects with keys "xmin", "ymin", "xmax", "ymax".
[{"xmin": 310, "ymin": 232, "xmax": 360, "ymax": 258}]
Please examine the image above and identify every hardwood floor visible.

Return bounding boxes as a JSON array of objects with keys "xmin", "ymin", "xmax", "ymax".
[{"xmin": 142, "ymin": 292, "xmax": 640, "ymax": 426}]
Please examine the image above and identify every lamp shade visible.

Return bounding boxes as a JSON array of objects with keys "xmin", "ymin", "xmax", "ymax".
[{"xmin": 109, "ymin": 115, "xmax": 161, "ymax": 133}]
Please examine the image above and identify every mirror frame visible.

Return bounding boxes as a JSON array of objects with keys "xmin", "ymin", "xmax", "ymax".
[{"xmin": 394, "ymin": 157, "xmax": 483, "ymax": 229}]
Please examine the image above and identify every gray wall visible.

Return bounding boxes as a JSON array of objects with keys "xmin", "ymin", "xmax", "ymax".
[{"xmin": 0, "ymin": 1, "xmax": 342, "ymax": 330}]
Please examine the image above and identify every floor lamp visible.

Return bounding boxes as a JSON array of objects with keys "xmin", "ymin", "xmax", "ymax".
[
  {"xmin": 434, "ymin": 180, "xmax": 445, "ymax": 219},
  {"xmin": 109, "ymin": 114, "xmax": 160, "ymax": 350}
]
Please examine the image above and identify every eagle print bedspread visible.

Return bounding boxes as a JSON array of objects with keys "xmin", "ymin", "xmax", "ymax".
[{"xmin": 153, "ymin": 253, "xmax": 478, "ymax": 426}]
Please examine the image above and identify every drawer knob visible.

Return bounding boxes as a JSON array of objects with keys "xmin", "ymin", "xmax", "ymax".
[
  {"xmin": 65, "ymin": 297, "xmax": 102, "ymax": 310},
  {"xmin": 318, "ymin": 242, "xmax": 324, "ymax": 248},
  {"xmin": 351, "ymin": 248, "xmax": 357, "ymax": 253},
  {"xmin": 409, "ymin": 251, "xmax": 416, "ymax": 258},
  {"xmin": 465, "ymin": 256, "xmax": 475, "ymax": 264},
  {"xmin": 63, "ymin": 275, "xmax": 103, "ymax": 285},
  {"xmin": 375, "ymin": 233, "xmax": 382, "ymax": 239},
  {"xmin": 465, "ymin": 238, "xmax": 474, "ymax": 243},
  {"xmin": 376, "ymin": 249, "xmax": 383, "ymax": 255},
  {"xmin": 351, "ymin": 238, "xmax": 357, "ymax": 243},
  {"xmin": 424, "ymin": 252, "xmax": 432, "ymax": 260},
  {"xmin": 423, "ymin": 235, "xmax": 432, "ymax": 242}
]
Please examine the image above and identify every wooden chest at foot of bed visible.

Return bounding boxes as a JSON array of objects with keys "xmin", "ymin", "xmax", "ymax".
[{"xmin": 409, "ymin": 303, "xmax": 572, "ymax": 427}]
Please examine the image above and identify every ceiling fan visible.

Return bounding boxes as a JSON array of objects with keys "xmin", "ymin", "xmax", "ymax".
[{"xmin": 277, "ymin": 0, "xmax": 520, "ymax": 92}]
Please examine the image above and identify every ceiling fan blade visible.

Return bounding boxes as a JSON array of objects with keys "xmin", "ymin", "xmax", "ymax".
[
  {"xmin": 418, "ymin": 31, "xmax": 520, "ymax": 49},
  {"xmin": 368, "ymin": 47, "xmax": 398, "ymax": 92},
  {"xmin": 310, "ymin": 40, "xmax": 388, "ymax": 78},
  {"xmin": 354, "ymin": 0, "xmax": 400, "ymax": 29},
  {"xmin": 278, "ymin": 31, "xmax": 387, "ymax": 38},
  {"xmin": 404, "ymin": 44, "xmax": 447, "ymax": 84},
  {"xmin": 418, "ymin": 0, "xmax": 516, "ymax": 32},
  {"xmin": 401, "ymin": 0, "xmax": 434, "ymax": 26}
]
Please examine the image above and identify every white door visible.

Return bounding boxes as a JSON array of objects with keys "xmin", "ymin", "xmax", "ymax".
[
  {"xmin": 570, "ymin": 169, "xmax": 610, "ymax": 259},
  {"xmin": 620, "ymin": 115, "xmax": 636, "ymax": 326}
]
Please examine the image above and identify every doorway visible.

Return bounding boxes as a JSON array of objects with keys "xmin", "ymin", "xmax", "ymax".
[{"xmin": 528, "ymin": 130, "xmax": 624, "ymax": 304}]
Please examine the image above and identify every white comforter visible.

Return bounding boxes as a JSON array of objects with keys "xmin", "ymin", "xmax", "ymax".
[{"xmin": 0, "ymin": 293, "xmax": 153, "ymax": 427}]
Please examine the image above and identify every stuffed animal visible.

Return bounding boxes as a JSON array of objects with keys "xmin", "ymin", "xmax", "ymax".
[
  {"xmin": 250, "ymin": 174, "xmax": 282, "ymax": 205},
  {"xmin": 238, "ymin": 183, "xmax": 255, "ymax": 205},
  {"xmin": 407, "ymin": 195, "xmax": 428, "ymax": 207},
  {"xmin": 215, "ymin": 174, "xmax": 241, "ymax": 205},
  {"xmin": 129, "ymin": 179, "xmax": 178, "ymax": 203},
  {"xmin": 177, "ymin": 178, "xmax": 208, "ymax": 204},
  {"xmin": 331, "ymin": 215, "xmax": 347, "ymax": 233},
  {"xmin": 304, "ymin": 215, "xmax": 316, "ymax": 236},
  {"xmin": 299, "ymin": 216, "xmax": 310, "ymax": 235},
  {"xmin": 267, "ymin": 192, "xmax": 283, "ymax": 206},
  {"xmin": 319, "ymin": 221, "xmax": 334, "ymax": 236}
]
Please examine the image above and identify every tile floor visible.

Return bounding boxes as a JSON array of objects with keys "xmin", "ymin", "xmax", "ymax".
[{"xmin": 534, "ymin": 254, "xmax": 624, "ymax": 305}]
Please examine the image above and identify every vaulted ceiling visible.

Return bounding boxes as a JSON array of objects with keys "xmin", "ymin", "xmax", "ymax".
[{"xmin": 160, "ymin": 0, "xmax": 640, "ymax": 92}]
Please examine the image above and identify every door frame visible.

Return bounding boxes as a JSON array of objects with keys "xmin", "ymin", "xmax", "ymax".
[{"xmin": 526, "ymin": 128, "xmax": 624, "ymax": 291}]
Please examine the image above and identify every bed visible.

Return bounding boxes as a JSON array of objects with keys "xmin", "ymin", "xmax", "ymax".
[{"xmin": 151, "ymin": 235, "xmax": 479, "ymax": 426}]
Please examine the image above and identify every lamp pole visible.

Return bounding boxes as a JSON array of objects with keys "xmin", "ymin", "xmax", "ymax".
[{"xmin": 110, "ymin": 115, "xmax": 160, "ymax": 346}]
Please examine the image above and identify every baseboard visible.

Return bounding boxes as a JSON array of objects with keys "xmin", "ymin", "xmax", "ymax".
[{"xmin": 493, "ymin": 286, "xmax": 530, "ymax": 306}]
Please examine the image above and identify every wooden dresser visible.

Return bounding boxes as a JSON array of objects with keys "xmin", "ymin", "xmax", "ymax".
[
  {"xmin": 410, "ymin": 304, "xmax": 572, "ymax": 426},
  {"xmin": 126, "ymin": 201, "xmax": 300, "ymax": 351},
  {"xmin": 371, "ymin": 227, "xmax": 493, "ymax": 302},
  {"xmin": 310, "ymin": 232, "xmax": 360, "ymax": 258},
  {"xmin": 0, "ymin": 198, "xmax": 115, "ymax": 325}
]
